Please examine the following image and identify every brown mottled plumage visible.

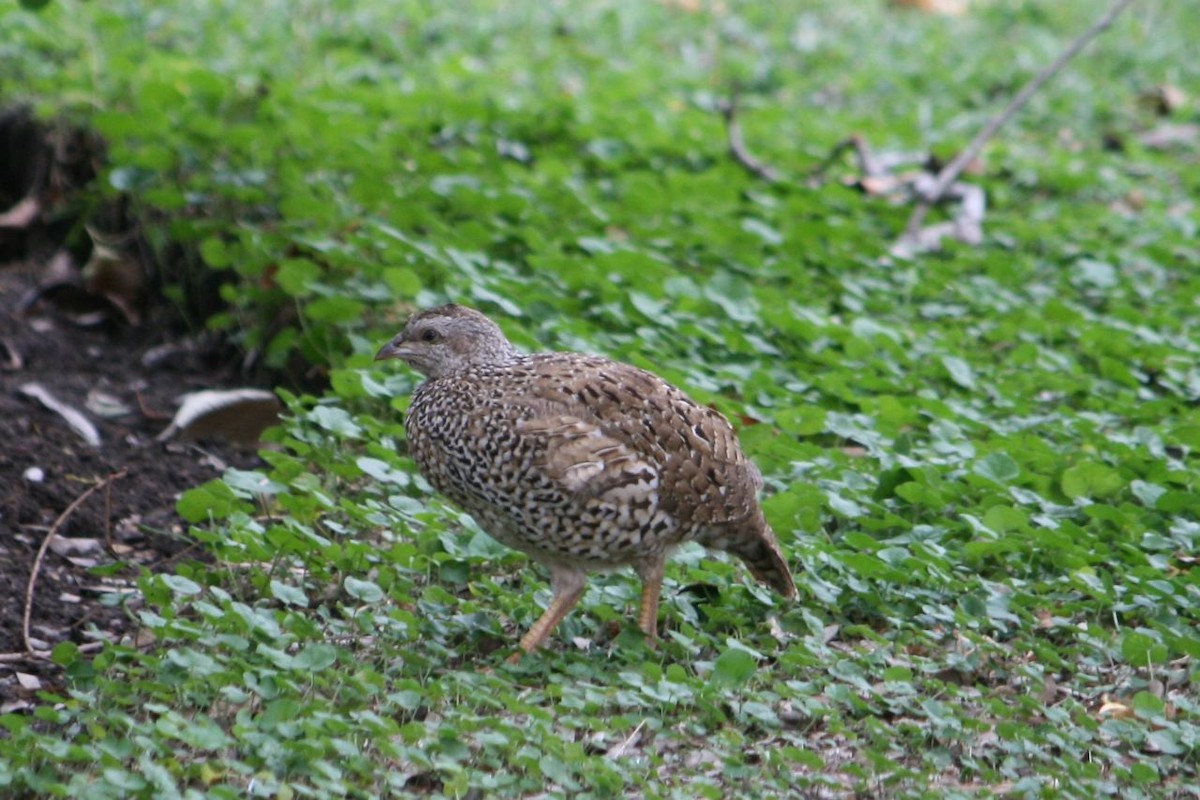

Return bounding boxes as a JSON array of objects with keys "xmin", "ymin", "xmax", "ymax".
[{"xmin": 375, "ymin": 304, "xmax": 795, "ymax": 659}]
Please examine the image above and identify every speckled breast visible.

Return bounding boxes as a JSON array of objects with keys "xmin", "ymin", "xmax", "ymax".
[{"xmin": 404, "ymin": 371, "xmax": 681, "ymax": 568}]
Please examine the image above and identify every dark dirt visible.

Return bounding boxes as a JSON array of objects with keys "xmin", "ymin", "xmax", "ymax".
[
  {"xmin": 0, "ymin": 264, "xmax": 266, "ymax": 705},
  {"xmin": 0, "ymin": 108, "xmax": 267, "ymax": 707}
]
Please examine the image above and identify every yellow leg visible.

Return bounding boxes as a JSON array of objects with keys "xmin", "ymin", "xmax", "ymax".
[
  {"xmin": 507, "ymin": 567, "xmax": 586, "ymax": 664},
  {"xmin": 635, "ymin": 556, "xmax": 665, "ymax": 646}
]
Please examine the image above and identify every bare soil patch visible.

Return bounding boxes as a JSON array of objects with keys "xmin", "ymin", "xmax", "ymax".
[{"xmin": 0, "ymin": 107, "xmax": 264, "ymax": 704}]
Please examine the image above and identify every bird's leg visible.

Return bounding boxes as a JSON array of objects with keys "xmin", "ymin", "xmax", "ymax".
[
  {"xmin": 508, "ymin": 566, "xmax": 587, "ymax": 664},
  {"xmin": 635, "ymin": 555, "xmax": 666, "ymax": 646}
]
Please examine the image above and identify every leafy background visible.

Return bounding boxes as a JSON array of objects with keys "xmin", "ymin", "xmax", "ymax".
[{"xmin": 1, "ymin": 0, "xmax": 1198, "ymax": 796}]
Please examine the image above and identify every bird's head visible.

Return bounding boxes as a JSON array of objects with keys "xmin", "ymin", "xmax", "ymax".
[{"xmin": 374, "ymin": 304, "xmax": 518, "ymax": 378}]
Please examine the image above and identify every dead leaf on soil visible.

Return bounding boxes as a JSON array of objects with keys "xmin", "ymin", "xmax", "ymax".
[
  {"xmin": 0, "ymin": 195, "xmax": 41, "ymax": 229},
  {"xmin": 890, "ymin": 0, "xmax": 968, "ymax": 15},
  {"xmin": 15, "ymin": 673, "xmax": 41, "ymax": 693},
  {"xmin": 17, "ymin": 240, "xmax": 143, "ymax": 327},
  {"xmin": 82, "ymin": 231, "xmax": 144, "ymax": 326},
  {"xmin": 810, "ymin": 135, "xmax": 987, "ymax": 256},
  {"xmin": 41, "ymin": 248, "xmax": 77, "ymax": 284},
  {"xmin": 85, "ymin": 388, "xmax": 133, "ymax": 418},
  {"xmin": 18, "ymin": 382, "xmax": 102, "ymax": 446},
  {"xmin": 658, "ymin": 0, "xmax": 727, "ymax": 14},
  {"xmin": 1137, "ymin": 123, "xmax": 1199, "ymax": 150},
  {"xmin": 1097, "ymin": 699, "xmax": 1135, "ymax": 720},
  {"xmin": 46, "ymin": 534, "xmax": 103, "ymax": 557},
  {"xmin": 156, "ymin": 388, "xmax": 281, "ymax": 445},
  {"xmin": 899, "ymin": 172, "xmax": 986, "ymax": 251}
]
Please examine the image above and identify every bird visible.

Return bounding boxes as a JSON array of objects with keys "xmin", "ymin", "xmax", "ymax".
[{"xmin": 375, "ymin": 304, "xmax": 796, "ymax": 660}]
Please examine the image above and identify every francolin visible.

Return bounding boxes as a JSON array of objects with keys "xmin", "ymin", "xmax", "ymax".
[{"xmin": 375, "ymin": 304, "xmax": 795, "ymax": 660}]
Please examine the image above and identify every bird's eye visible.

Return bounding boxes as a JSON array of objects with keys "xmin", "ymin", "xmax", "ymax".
[{"xmin": 420, "ymin": 329, "xmax": 439, "ymax": 343}]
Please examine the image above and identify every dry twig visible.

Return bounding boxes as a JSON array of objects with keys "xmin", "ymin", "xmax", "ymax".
[
  {"xmin": 899, "ymin": 0, "xmax": 1138, "ymax": 244},
  {"xmin": 0, "ymin": 470, "xmax": 128, "ymax": 662},
  {"xmin": 606, "ymin": 719, "xmax": 648, "ymax": 759},
  {"xmin": 718, "ymin": 95, "xmax": 782, "ymax": 184}
]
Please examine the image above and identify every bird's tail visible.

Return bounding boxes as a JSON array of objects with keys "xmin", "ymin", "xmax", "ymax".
[{"xmin": 703, "ymin": 515, "xmax": 797, "ymax": 599}]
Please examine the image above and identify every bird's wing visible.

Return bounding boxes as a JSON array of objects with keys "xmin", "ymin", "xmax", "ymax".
[
  {"xmin": 515, "ymin": 413, "xmax": 658, "ymax": 500},
  {"xmin": 513, "ymin": 356, "xmax": 760, "ymax": 525}
]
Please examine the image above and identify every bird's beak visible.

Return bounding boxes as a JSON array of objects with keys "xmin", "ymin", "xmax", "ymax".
[{"xmin": 374, "ymin": 339, "xmax": 409, "ymax": 362}]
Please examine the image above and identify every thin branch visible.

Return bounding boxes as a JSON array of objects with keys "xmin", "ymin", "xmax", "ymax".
[
  {"xmin": 804, "ymin": 135, "xmax": 863, "ymax": 186},
  {"xmin": 20, "ymin": 470, "xmax": 127, "ymax": 657},
  {"xmin": 606, "ymin": 718, "xmax": 648, "ymax": 759},
  {"xmin": 718, "ymin": 96, "xmax": 782, "ymax": 184},
  {"xmin": 901, "ymin": 0, "xmax": 1138, "ymax": 241}
]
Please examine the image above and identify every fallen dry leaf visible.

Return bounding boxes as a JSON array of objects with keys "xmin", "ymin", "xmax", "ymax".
[
  {"xmin": 1098, "ymin": 699, "xmax": 1135, "ymax": 720},
  {"xmin": 1137, "ymin": 123, "xmax": 1199, "ymax": 150},
  {"xmin": 47, "ymin": 535, "xmax": 103, "ymax": 557},
  {"xmin": 82, "ymin": 237, "xmax": 144, "ymax": 326},
  {"xmin": 0, "ymin": 195, "xmax": 41, "ymax": 229},
  {"xmin": 156, "ymin": 388, "xmax": 281, "ymax": 445},
  {"xmin": 86, "ymin": 388, "xmax": 133, "ymax": 418},
  {"xmin": 19, "ymin": 382, "xmax": 102, "ymax": 446},
  {"xmin": 890, "ymin": 0, "xmax": 967, "ymax": 15},
  {"xmin": 15, "ymin": 673, "xmax": 42, "ymax": 692}
]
